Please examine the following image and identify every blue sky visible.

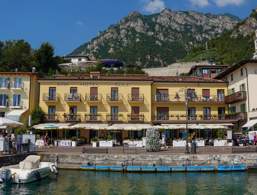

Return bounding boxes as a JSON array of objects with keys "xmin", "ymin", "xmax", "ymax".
[{"xmin": 0, "ymin": 0, "xmax": 256, "ymax": 55}]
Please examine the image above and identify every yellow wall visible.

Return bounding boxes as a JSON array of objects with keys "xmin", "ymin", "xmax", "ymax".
[
  {"xmin": 39, "ymin": 80, "xmax": 153, "ymax": 122},
  {"xmin": 152, "ymin": 82, "xmax": 227, "ymax": 118},
  {"xmin": 39, "ymin": 79, "xmax": 228, "ymax": 123}
]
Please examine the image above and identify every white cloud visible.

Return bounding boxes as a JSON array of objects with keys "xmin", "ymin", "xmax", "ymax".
[
  {"xmin": 76, "ymin": 21, "xmax": 84, "ymax": 27},
  {"xmin": 189, "ymin": 0, "xmax": 210, "ymax": 7},
  {"xmin": 143, "ymin": 0, "xmax": 166, "ymax": 13},
  {"xmin": 214, "ymin": 0, "xmax": 246, "ymax": 7}
]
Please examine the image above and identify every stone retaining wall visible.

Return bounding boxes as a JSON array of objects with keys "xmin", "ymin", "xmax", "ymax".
[{"xmin": 40, "ymin": 153, "xmax": 257, "ymax": 168}]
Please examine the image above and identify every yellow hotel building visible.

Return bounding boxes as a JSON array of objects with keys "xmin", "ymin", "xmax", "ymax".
[
  {"xmin": 38, "ymin": 72, "xmax": 241, "ymax": 143},
  {"xmin": 0, "ymin": 72, "xmax": 38, "ymax": 124}
]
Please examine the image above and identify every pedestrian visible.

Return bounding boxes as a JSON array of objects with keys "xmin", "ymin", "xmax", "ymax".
[{"xmin": 254, "ymin": 133, "xmax": 257, "ymax": 145}]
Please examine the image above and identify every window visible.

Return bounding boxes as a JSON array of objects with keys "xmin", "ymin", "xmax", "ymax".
[
  {"xmin": 0, "ymin": 78, "xmax": 9, "ymax": 88},
  {"xmin": 0, "ymin": 94, "xmax": 8, "ymax": 106},
  {"xmin": 90, "ymin": 87, "xmax": 98, "ymax": 101},
  {"xmin": 131, "ymin": 87, "xmax": 139, "ymax": 100},
  {"xmin": 156, "ymin": 89, "xmax": 169, "ymax": 101},
  {"xmin": 111, "ymin": 106, "xmax": 119, "ymax": 120},
  {"xmin": 13, "ymin": 94, "xmax": 21, "ymax": 106},
  {"xmin": 48, "ymin": 106, "xmax": 56, "ymax": 115},
  {"xmin": 70, "ymin": 87, "xmax": 77, "ymax": 95},
  {"xmin": 218, "ymin": 107, "xmax": 225, "ymax": 120},
  {"xmin": 49, "ymin": 87, "xmax": 56, "ymax": 100},
  {"xmin": 187, "ymin": 89, "xmax": 196, "ymax": 100},
  {"xmin": 157, "ymin": 107, "xmax": 169, "ymax": 120},
  {"xmin": 188, "ymin": 107, "xmax": 196, "ymax": 120},
  {"xmin": 111, "ymin": 87, "xmax": 119, "ymax": 101},
  {"xmin": 229, "ymin": 106, "xmax": 236, "ymax": 113},
  {"xmin": 240, "ymin": 84, "xmax": 246, "ymax": 91},
  {"xmin": 90, "ymin": 106, "xmax": 98, "ymax": 120},
  {"xmin": 69, "ymin": 106, "xmax": 77, "ymax": 115},
  {"xmin": 240, "ymin": 104, "xmax": 246, "ymax": 113},
  {"xmin": 240, "ymin": 68, "xmax": 244, "ymax": 76},
  {"xmin": 14, "ymin": 78, "xmax": 22, "ymax": 88},
  {"xmin": 202, "ymin": 69, "xmax": 209, "ymax": 77},
  {"xmin": 230, "ymin": 74, "xmax": 233, "ymax": 82},
  {"xmin": 203, "ymin": 107, "xmax": 211, "ymax": 120},
  {"xmin": 202, "ymin": 89, "xmax": 210, "ymax": 100},
  {"xmin": 131, "ymin": 106, "xmax": 140, "ymax": 120},
  {"xmin": 217, "ymin": 89, "xmax": 225, "ymax": 101}
]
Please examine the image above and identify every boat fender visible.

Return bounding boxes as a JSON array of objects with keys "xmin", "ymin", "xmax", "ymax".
[
  {"xmin": 50, "ymin": 164, "xmax": 58, "ymax": 175},
  {"xmin": 0, "ymin": 169, "xmax": 12, "ymax": 184}
]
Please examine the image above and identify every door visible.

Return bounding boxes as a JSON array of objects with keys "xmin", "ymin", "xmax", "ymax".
[
  {"xmin": 187, "ymin": 89, "xmax": 196, "ymax": 100},
  {"xmin": 0, "ymin": 94, "xmax": 8, "ymax": 106},
  {"xmin": 218, "ymin": 107, "xmax": 225, "ymax": 120},
  {"xmin": 188, "ymin": 107, "xmax": 196, "ymax": 120},
  {"xmin": 217, "ymin": 89, "xmax": 225, "ymax": 101},
  {"xmin": 111, "ymin": 87, "xmax": 118, "ymax": 101},
  {"xmin": 203, "ymin": 107, "xmax": 211, "ymax": 120},
  {"xmin": 70, "ymin": 87, "xmax": 78, "ymax": 100},
  {"xmin": 90, "ymin": 87, "xmax": 98, "ymax": 101},
  {"xmin": 202, "ymin": 89, "xmax": 210, "ymax": 100},
  {"xmin": 49, "ymin": 87, "xmax": 56, "ymax": 100},
  {"xmin": 156, "ymin": 89, "xmax": 168, "ymax": 101},
  {"xmin": 48, "ymin": 106, "xmax": 56, "ymax": 120},
  {"xmin": 13, "ymin": 94, "xmax": 21, "ymax": 106},
  {"xmin": 90, "ymin": 106, "xmax": 98, "ymax": 120},
  {"xmin": 157, "ymin": 107, "xmax": 169, "ymax": 120},
  {"xmin": 111, "ymin": 106, "xmax": 119, "ymax": 120},
  {"xmin": 131, "ymin": 88, "xmax": 139, "ymax": 101},
  {"xmin": 14, "ymin": 78, "xmax": 22, "ymax": 88},
  {"xmin": 131, "ymin": 106, "xmax": 140, "ymax": 120}
]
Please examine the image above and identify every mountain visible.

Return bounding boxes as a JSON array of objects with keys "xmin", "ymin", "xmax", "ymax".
[
  {"xmin": 184, "ymin": 8, "xmax": 257, "ymax": 65},
  {"xmin": 71, "ymin": 9, "xmax": 239, "ymax": 67}
]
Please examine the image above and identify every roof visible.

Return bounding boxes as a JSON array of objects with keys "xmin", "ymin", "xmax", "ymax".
[
  {"xmin": 0, "ymin": 72, "xmax": 37, "ymax": 76},
  {"xmin": 188, "ymin": 64, "xmax": 228, "ymax": 75},
  {"xmin": 38, "ymin": 73, "xmax": 226, "ymax": 84},
  {"xmin": 215, "ymin": 59, "xmax": 257, "ymax": 79}
]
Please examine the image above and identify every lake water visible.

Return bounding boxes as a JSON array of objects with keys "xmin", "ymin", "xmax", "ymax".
[{"xmin": 1, "ymin": 170, "xmax": 257, "ymax": 195}]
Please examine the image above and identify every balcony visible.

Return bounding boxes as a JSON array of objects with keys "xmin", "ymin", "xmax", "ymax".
[
  {"xmin": 188, "ymin": 96, "xmax": 225, "ymax": 104},
  {"xmin": 43, "ymin": 94, "xmax": 59, "ymax": 102},
  {"xmin": 85, "ymin": 114, "xmax": 102, "ymax": 122},
  {"xmin": 64, "ymin": 114, "xmax": 81, "ymax": 122},
  {"xmin": 226, "ymin": 112, "xmax": 247, "ymax": 121},
  {"xmin": 127, "ymin": 114, "xmax": 144, "ymax": 123},
  {"xmin": 85, "ymin": 95, "xmax": 102, "ymax": 103},
  {"xmin": 153, "ymin": 114, "xmax": 231, "ymax": 124},
  {"xmin": 154, "ymin": 94, "xmax": 172, "ymax": 103},
  {"xmin": 225, "ymin": 91, "xmax": 247, "ymax": 104},
  {"xmin": 128, "ymin": 95, "xmax": 144, "ymax": 104},
  {"xmin": 106, "ymin": 114, "xmax": 123, "ymax": 123},
  {"xmin": 0, "ymin": 104, "xmax": 8, "ymax": 109},
  {"xmin": 106, "ymin": 94, "xmax": 123, "ymax": 103},
  {"xmin": 64, "ymin": 94, "xmax": 81, "ymax": 103},
  {"xmin": 44, "ymin": 114, "xmax": 59, "ymax": 122}
]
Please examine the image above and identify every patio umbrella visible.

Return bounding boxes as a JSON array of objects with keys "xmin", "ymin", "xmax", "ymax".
[{"xmin": 0, "ymin": 117, "xmax": 23, "ymax": 128}]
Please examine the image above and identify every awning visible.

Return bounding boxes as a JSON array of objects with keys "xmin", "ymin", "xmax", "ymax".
[
  {"xmin": 32, "ymin": 123, "xmax": 72, "ymax": 130},
  {"xmin": 107, "ymin": 124, "xmax": 153, "ymax": 131},
  {"xmin": 161, "ymin": 124, "xmax": 186, "ymax": 129},
  {"xmin": 6, "ymin": 109, "xmax": 27, "ymax": 122},
  {"xmin": 160, "ymin": 124, "xmax": 231, "ymax": 130},
  {"xmin": 71, "ymin": 123, "xmax": 109, "ymax": 130},
  {"xmin": 242, "ymin": 119, "xmax": 257, "ymax": 130},
  {"xmin": 0, "ymin": 117, "xmax": 23, "ymax": 128}
]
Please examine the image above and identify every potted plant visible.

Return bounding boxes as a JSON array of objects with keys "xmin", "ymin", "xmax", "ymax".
[{"xmin": 91, "ymin": 137, "xmax": 99, "ymax": 147}]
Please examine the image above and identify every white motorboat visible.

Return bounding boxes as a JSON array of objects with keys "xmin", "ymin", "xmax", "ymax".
[{"xmin": 0, "ymin": 155, "xmax": 57, "ymax": 184}]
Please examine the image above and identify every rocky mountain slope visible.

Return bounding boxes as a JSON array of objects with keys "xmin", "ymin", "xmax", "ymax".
[
  {"xmin": 184, "ymin": 8, "xmax": 257, "ymax": 65},
  {"xmin": 71, "ymin": 9, "xmax": 239, "ymax": 67}
]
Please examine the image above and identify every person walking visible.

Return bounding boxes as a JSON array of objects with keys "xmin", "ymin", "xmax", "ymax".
[{"xmin": 254, "ymin": 133, "xmax": 257, "ymax": 145}]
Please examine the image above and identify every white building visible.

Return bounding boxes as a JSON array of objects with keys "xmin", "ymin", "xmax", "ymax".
[
  {"xmin": 59, "ymin": 55, "xmax": 97, "ymax": 70},
  {"xmin": 216, "ymin": 60, "xmax": 257, "ymax": 130}
]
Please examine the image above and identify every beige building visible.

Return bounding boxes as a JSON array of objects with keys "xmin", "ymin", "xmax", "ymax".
[
  {"xmin": 216, "ymin": 60, "xmax": 257, "ymax": 129},
  {"xmin": 0, "ymin": 72, "xmax": 38, "ymax": 125}
]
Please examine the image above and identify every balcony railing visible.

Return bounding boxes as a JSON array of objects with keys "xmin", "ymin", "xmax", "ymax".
[
  {"xmin": 44, "ymin": 114, "xmax": 59, "ymax": 122},
  {"xmin": 106, "ymin": 114, "xmax": 123, "ymax": 122},
  {"xmin": 64, "ymin": 94, "xmax": 81, "ymax": 102},
  {"xmin": 154, "ymin": 94, "xmax": 172, "ymax": 102},
  {"xmin": 226, "ymin": 112, "xmax": 247, "ymax": 121},
  {"xmin": 225, "ymin": 91, "xmax": 247, "ymax": 104},
  {"xmin": 106, "ymin": 94, "xmax": 123, "ymax": 102},
  {"xmin": 85, "ymin": 95, "xmax": 102, "ymax": 102},
  {"xmin": 85, "ymin": 114, "xmax": 102, "ymax": 122},
  {"xmin": 64, "ymin": 114, "xmax": 81, "ymax": 122},
  {"xmin": 188, "ymin": 96, "xmax": 225, "ymax": 104},
  {"xmin": 128, "ymin": 95, "xmax": 144, "ymax": 103},
  {"xmin": 153, "ymin": 114, "xmax": 229, "ymax": 122},
  {"xmin": 127, "ymin": 114, "xmax": 144, "ymax": 122},
  {"xmin": 43, "ymin": 94, "xmax": 58, "ymax": 102}
]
